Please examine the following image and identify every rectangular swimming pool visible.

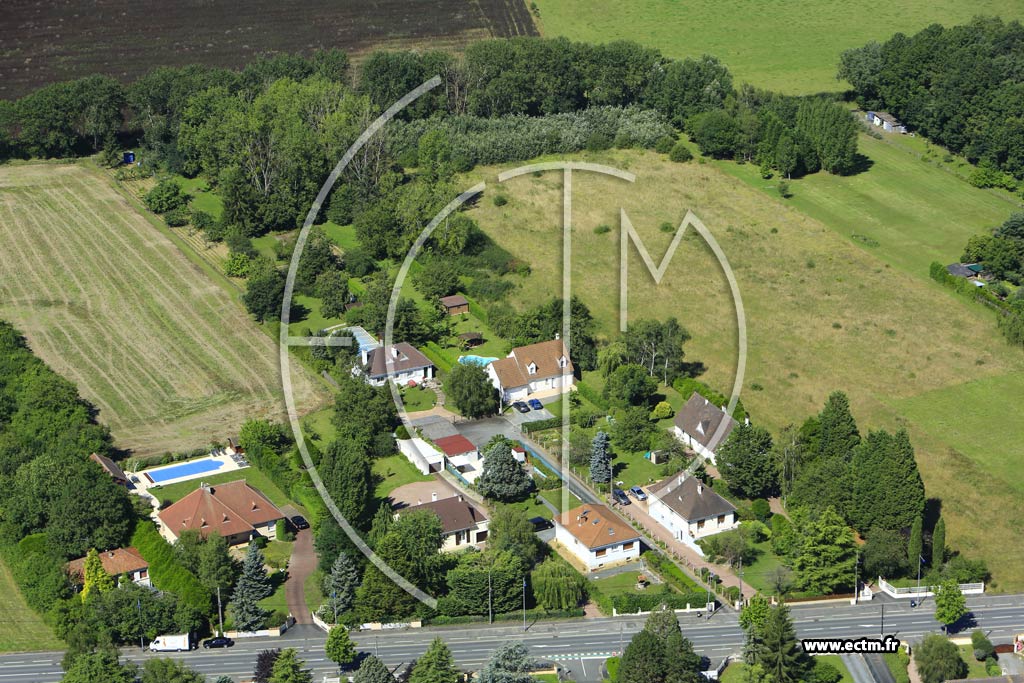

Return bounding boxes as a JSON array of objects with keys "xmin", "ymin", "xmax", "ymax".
[{"xmin": 145, "ymin": 457, "xmax": 224, "ymax": 483}]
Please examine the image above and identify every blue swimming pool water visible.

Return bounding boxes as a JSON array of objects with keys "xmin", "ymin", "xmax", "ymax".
[
  {"xmin": 459, "ymin": 354, "xmax": 499, "ymax": 367},
  {"xmin": 146, "ymin": 458, "xmax": 224, "ymax": 483}
]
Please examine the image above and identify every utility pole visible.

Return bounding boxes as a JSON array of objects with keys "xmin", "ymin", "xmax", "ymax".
[
  {"xmin": 706, "ymin": 571, "xmax": 714, "ymax": 620},
  {"xmin": 738, "ymin": 556, "xmax": 744, "ymax": 608},
  {"xmin": 217, "ymin": 586, "xmax": 224, "ymax": 635},
  {"xmin": 332, "ymin": 590, "xmax": 338, "ymax": 626},
  {"xmin": 880, "ymin": 603, "xmax": 885, "ymax": 638},
  {"xmin": 488, "ymin": 565, "xmax": 493, "ymax": 625},
  {"xmin": 137, "ymin": 597, "xmax": 144, "ymax": 651},
  {"xmin": 854, "ymin": 551, "xmax": 860, "ymax": 604},
  {"xmin": 915, "ymin": 555, "xmax": 922, "ymax": 606}
]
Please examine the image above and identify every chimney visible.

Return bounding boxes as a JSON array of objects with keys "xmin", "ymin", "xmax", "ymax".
[
  {"xmin": 391, "ymin": 346, "xmax": 399, "ymax": 359},
  {"xmin": 697, "ymin": 484, "xmax": 704, "ymax": 495},
  {"xmin": 703, "ymin": 397, "xmax": 709, "ymax": 405},
  {"xmin": 361, "ymin": 347, "xmax": 369, "ymax": 365},
  {"xmin": 431, "ymin": 491, "xmax": 438, "ymax": 502},
  {"xmin": 555, "ymin": 332, "xmax": 560, "ymax": 340},
  {"xmin": 109, "ymin": 551, "xmax": 115, "ymax": 558},
  {"xmin": 745, "ymin": 416, "xmax": 750, "ymax": 426},
  {"xmin": 251, "ymin": 500, "xmax": 258, "ymax": 510},
  {"xmin": 417, "ymin": 498, "xmax": 422, "ymax": 505},
  {"xmin": 457, "ymin": 495, "xmax": 463, "ymax": 503}
]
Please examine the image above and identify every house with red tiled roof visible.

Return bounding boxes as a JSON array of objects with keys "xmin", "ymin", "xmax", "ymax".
[
  {"xmin": 67, "ymin": 547, "xmax": 150, "ymax": 587},
  {"xmin": 486, "ymin": 339, "xmax": 573, "ymax": 403},
  {"xmin": 157, "ymin": 480, "xmax": 286, "ymax": 546},
  {"xmin": 554, "ymin": 504, "xmax": 641, "ymax": 571}
]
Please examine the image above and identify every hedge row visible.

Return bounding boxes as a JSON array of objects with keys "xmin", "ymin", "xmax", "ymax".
[
  {"xmin": 611, "ymin": 589, "xmax": 708, "ymax": 614},
  {"xmin": 131, "ymin": 521, "xmax": 212, "ymax": 615},
  {"xmin": 424, "ymin": 607, "xmax": 583, "ymax": 626},
  {"xmin": 422, "ymin": 342, "xmax": 455, "ymax": 373},
  {"xmin": 574, "ymin": 380, "xmax": 610, "ymax": 411},
  {"xmin": 522, "ymin": 417, "xmax": 563, "ymax": 433},
  {"xmin": 466, "ymin": 296, "xmax": 489, "ymax": 324}
]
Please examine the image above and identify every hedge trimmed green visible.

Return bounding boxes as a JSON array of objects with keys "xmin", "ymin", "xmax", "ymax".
[{"xmin": 131, "ymin": 521, "xmax": 211, "ymax": 615}]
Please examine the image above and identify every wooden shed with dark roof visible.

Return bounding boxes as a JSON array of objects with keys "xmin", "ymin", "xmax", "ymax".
[
  {"xmin": 439, "ymin": 294, "xmax": 469, "ymax": 315},
  {"xmin": 90, "ymin": 452, "xmax": 129, "ymax": 486}
]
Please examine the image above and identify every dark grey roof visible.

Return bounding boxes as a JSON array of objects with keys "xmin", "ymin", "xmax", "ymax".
[
  {"xmin": 946, "ymin": 263, "xmax": 974, "ymax": 278},
  {"xmin": 673, "ymin": 393, "xmax": 738, "ymax": 449},
  {"xmin": 90, "ymin": 452, "xmax": 128, "ymax": 482},
  {"xmin": 365, "ymin": 343, "xmax": 433, "ymax": 379},
  {"xmin": 875, "ymin": 111, "xmax": 902, "ymax": 125},
  {"xmin": 648, "ymin": 474, "xmax": 736, "ymax": 521}
]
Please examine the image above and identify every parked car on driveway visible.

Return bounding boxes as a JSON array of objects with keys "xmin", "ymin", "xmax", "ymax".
[
  {"xmin": 512, "ymin": 401, "xmax": 530, "ymax": 413},
  {"xmin": 528, "ymin": 398, "xmax": 544, "ymax": 411},
  {"xmin": 202, "ymin": 636, "xmax": 234, "ymax": 649},
  {"xmin": 612, "ymin": 488, "xmax": 631, "ymax": 505},
  {"xmin": 629, "ymin": 486, "xmax": 648, "ymax": 501},
  {"xmin": 529, "ymin": 516, "xmax": 554, "ymax": 532},
  {"xmin": 290, "ymin": 515, "xmax": 310, "ymax": 531}
]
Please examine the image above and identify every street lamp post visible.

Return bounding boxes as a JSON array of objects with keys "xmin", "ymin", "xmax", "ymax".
[
  {"xmin": 522, "ymin": 578, "xmax": 527, "ymax": 631},
  {"xmin": 854, "ymin": 551, "xmax": 859, "ymax": 605},
  {"xmin": 488, "ymin": 566, "xmax": 494, "ymax": 625}
]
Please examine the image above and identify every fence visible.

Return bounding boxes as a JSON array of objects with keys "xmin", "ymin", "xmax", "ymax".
[{"xmin": 877, "ymin": 577, "xmax": 985, "ymax": 599}]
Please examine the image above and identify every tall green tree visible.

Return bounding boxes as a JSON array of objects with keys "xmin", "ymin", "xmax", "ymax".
[
  {"xmin": 410, "ymin": 637, "xmax": 460, "ymax": 683},
  {"xmin": 589, "ymin": 431, "xmax": 613, "ymax": 489},
  {"xmin": 933, "ymin": 580, "xmax": 967, "ymax": 629},
  {"xmin": 229, "ymin": 542, "xmax": 272, "ymax": 632},
  {"xmin": 477, "ymin": 641, "xmax": 534, "ymax": 683},
  {"xmin": 477, "ymin": 439, "xmax": 532, "ymax": 502},
  {"xmin": 243, "ymin": 267, "xmax": 286, "ymax": 322},
  {"xmin": 617, "ymin": 630, "xmax": 669, "ymax": 683},
  {"xmin": 745, "ymin": 604, "xmax": 811, "ymax": 683},
  {"xmin": 643, "ymin": 606, "xmax": 701, "ymax": 682},
  {"xmin": 487, "ymin": 505, "xmax": 540, "ymax": 564},
  {"xmin": 322, "ymin": 551, "xmax": 361, "ymax": 619},
  {"xmin": 914, "ymin": 633, "xmax": 967, "ymax": 683},
  {"xmin": 140, "ymin": 658, "xmax": 204, "ymax": 683},
  {"xmin": 445, "ymin": 362, "xmax": 499, "ymax": 419},
  {"xmin": 81, "ymin": 548, "xmax": 115, "ymax": 601},
  {"xmin": 197, "ymin": 532, "xmax": 237, "ymax": 593},
  {"xmin": 931, "ymin": 517, "xmax": 946, "ymax": 569},
  {"xmin": 863, "ymin": 527, "xmax": 907, "ymax": 579},
  {"xmin": 739, "ymin": 594, "xmax": 773, "ymax": 634},
  {"xmin": 442, "ymin": 550, "xmax": 526, "ymax": 616},
  {"xmin": 321, "ymin": 439, "xmax": 374, "ymax": 530},
  {"xmin": 353, "ymin": 654, "xmax": 394, "ymax": 683},
  {"xmin": 850, "ymin": 430, "xmax": 925, "ymax": 532},
  {"xmin": 325, "ymin": 627, "xmax": 358, "ymax": 671},
  {"xmin": 816, "ymin": 391, "xmax": 860, "ymax": 461},
  {"xmin": 792, "ymin": 506, "xmax": 856, "ymax": 595},
  {"xmin": 269, "ymin": 648, "xmax": 313, "ymax": 683},
  {"xmin": 605, "ymin": 364, "xmax": 658, "ymax": 407},
  {"xmin": 717, "ymin": 424, "xmax": 777, "ymax": 499},
  {"xmin": 61, "ymin": 650, "xmax": 136, "ymax": 683},
  {"xmin": 612, "ymin": 406, "xmax": 654, "ymax": 453},
  {"xmin": 531, "ymin": 558, "xmax": 586, "ymax": 611}
]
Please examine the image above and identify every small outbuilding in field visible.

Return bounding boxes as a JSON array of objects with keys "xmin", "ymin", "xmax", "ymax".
[{"xmin": 439, "ymin": 294, "xmax": 470, "ymax": 316}]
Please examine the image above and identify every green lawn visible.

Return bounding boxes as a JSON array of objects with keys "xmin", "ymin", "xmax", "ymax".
[
  {"xmin": 0, "ymin": 556, "xmax": 62, "ymax": 652},
  {"xmin": 305, "ymin": 569, "xmax": 325, "ymax": 615},
  {"xmin": 322, "ymin": 222, "xmax": 360, "ymax": 251},
  {"xmin": 613, "ymin": 448, "xmax": 665, "ymax": 488},
  {"xmin": 288, "ymin": 293, "xmax": 345, "ymax": 336},
  {"xmin": 589, "ymin": 571, "xmax": 655, "ymax": 598},
  {"xmin": 303, "ymin": 407, "xmax": 337, "ymax": 444},
  {"xmin": 148, "ymin": 464, "xmax": 292, "ymax": 509},
  {"xmin": 372, "ymin": 453, "xmax": 431, "ymax": 501},
  {"xmin": 264, "ymin": 540, "xmax": 294, "ymax": 571},
  {"xmin": 450, "ymin": 313, "xmax": 511, "ymax": 360},
  {"xmin": 738, "ymin": 541, "xmax": 789, "ymax": 598},
  {"xmin": 398, "ymin": 385, "xmax": 436, "ymax": 412},
  {"xmin": 531, "ymin": 0, "xmax": 1024, "ymax": 94},
  {"xmin": 531, "ymin": 674, "xmax": 559, "ymax": 682},
  {"xmin": 176, "ymin": 175, "xmax": 225, "ymax": 219},
  {"xmin": 257, "ymin": 574, "xmax": 289, "ymax": 614},
  {"xmin": 505, "ymin": 494, "xmax": 555, "ymax": 520},
  {"xmin": 722, "ymin": 656, "xmax": 852, "ymax": 683},
  {"xmin": 957, "ymin": 644, "xmax": 990, "ymax": 679},
  {"xmin": 540, "ymin": 487, "xmax": 582, "ymax": 514}
]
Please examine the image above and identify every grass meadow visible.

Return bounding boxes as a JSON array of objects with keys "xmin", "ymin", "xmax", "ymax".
[
  {"xmin": 0, "ymin": 163, "xmax": 325, "ymax": 457},
  {"xmin": 532, "ymin": 0, "xmax": 1024, "ymax": 94},
  {"xmin": 463, "ymin": 146, "xmax": 1024, "ymax": 589},
  {"xmin": 0, "ymin": 558, "xmax": 62, "ymax": 652}
]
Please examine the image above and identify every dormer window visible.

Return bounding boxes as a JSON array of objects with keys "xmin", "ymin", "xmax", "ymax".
[
  {"xmin": 558, "ymin": 356, "xmax": 567, "ymax": 368},
  {"xmin": 696, "ymin": 420, "xmax": 706, "ymax": 435},
  {"xmin": 527, "ymin": 362, "xmax": 537, "ymax": 375}
]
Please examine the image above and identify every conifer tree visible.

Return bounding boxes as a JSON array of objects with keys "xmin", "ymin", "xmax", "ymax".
[
  {"xmin": 746, "ymin": 605, "xmax": 811, "ymax": 683},
  {"xmin": 589, "ymin": 431, "xmax": 612, "ymax": 489},
  {"xmin": 81, "ymin": 548, "xmax": 115, "ymax": 600},
  {"xmin": 908, "ymin": 515, "xmax": 923, "ymax": 576},
  {"xmin": 230, "ymin": 541, "xmax": 273, "ymax": 631},
  {"xmin": 324, "ymin": 627, "xmax": 358, "ymax": 672},
  {"xmin": 322, "ymin": 551, "xmax": 361, "ymax": 620},
  {"xmin": 410, "ymin": 637, "xmax": 460, "ymax": 683},
  {"xmin": 269, "ymin": 648, "xmax": 313, "ymax": 683},
  {"xmin": 792, "ymin": 506, "xmax": 856, "ymax": 594},
  {"xmin": 816, "ymin": 391, "xmax": 860, "ymax": 461}
]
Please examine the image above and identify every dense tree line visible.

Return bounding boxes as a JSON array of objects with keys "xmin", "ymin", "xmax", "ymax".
[{"xmin": 840, "ymin": 17, "xmax": 1024, "ymax": 181}]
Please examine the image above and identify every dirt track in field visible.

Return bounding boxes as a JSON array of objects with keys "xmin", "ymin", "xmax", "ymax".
[
  {"xmin": 0, "ymin": 162, "xmax": 326, "ymax": 457},
  {"xmin": 0, "ymin": 0, "xmax": 538, "ymax": 99}
]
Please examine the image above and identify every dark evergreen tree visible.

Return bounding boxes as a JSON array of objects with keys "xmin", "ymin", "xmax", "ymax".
[
  {"xmin": 353, "ymin": 654, "xmax": 394, "ymax": 683},
  {"xmin": 746, "ymin": 605, "xmax": 811, "ymax": 683},
  {"xmin": 618, "ymin": 630, "xmax": 669, "ymax": 683},
  {"xmin": 229, "ymin": 542, "xmax": 273, "ymax": 632},
  {"xmin": 477, "ymin": 641, "xmax": 534, "ymax": 683},
  {"xmin": 322, "ymin": 551, "xmax": 361, "ymax": 619},
  {"xmin": 792, "ymin": 506, "xmax": 856, "ymax": 595},
  {"xmin": 589, "ymin": 431, "xmax": 613, "ymax": 489},
  {"xmin": 908, "ymin": 515, "xmax": 924, "ymax": 576},
  {"xmin": 863, "ymin": 527, "xmax": 907, "ymax": 579},
  {"xmin": 410, "ymin": 637, "xmax": 460, "ymax": 683},
  {"xmin": 477, "ymin": 439, "xmax": 532, "ymax": 502},
  {"xmin": 851, "ymin": 429, "xmax": 925, "ymax": 532},
  {"xmin": 816, "ymin": 391, "xmax": 860, "ymax": 461},
  {"xmin": 717, "ymin": 424, "xmax": 777, "ymax": 499},
  {"xmin": 270, "ymin": 648, "xmax": 313, "ymax": 683}
]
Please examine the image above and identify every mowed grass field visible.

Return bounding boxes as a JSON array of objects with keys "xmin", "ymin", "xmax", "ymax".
[
  {"xmin": 532, "ymin": 0, "xmax": 1024, "ymax": 94},
  {"xmin": 0, "ymin": 162, "xmax": 324, "ymax": 457},
  {"xmin": 0, "ymin": 556, "xmax": 62, "ymax": 652},
  {"xmin": 463, "ymin": 148, "xmax": 1024, "ymax": 588}
]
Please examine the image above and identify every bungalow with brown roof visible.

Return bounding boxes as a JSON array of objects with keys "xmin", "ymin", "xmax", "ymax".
[
  {"xmin": 90, "ymin": 452, "xmax": 129, "ymax": 486},
  {"xmin": 157, "ymin": 480, "xmax": 286, "ymax": 546},
  {"xmin": 397, "ymin": 495, "xmax": 489, "ymax": 551},
  {"xmin": 439, "ymin": 294, "xmax": 470, "ymax": 316},
  {"xmin": 555, "ymin": 504, "xmax": 641, "ymax": 571},
  {"xmin": 672, "ymin": 393, "xmax": 738, "ymax": 464},
  {"xmin": 647, "ymin": 474, "xmax": 738, "ymax": 546},
  {"xmin": 360, "ymin": 342, "xmax": 434, "ymax": 387},
  {"xmin": 486, "ymin": 338, "xmax": 573, "ymax": 403},
  {"xmin": 67, "ymin": 547, "xmax": 150, "ymax": 587}
]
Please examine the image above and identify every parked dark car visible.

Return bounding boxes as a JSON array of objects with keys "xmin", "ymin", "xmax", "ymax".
[
  {"xmin": 629, "ymin": 486, "xmax": 648, "ymax": 501},
  {"xmin": 527, "ymin": 398, "xmax": 544, "ymax": 411},
  {"xmin": 290, "ymin": 515, "xmax": 310, "ymax": 531},
  {"xmin": 512, "ymin": 401, "xmax": 530, "ymax": 413},
  {"xmin": 612, "ymin": 488, "xmax": 631, "ymax": 505},
  {"xmin": 202, "ymin": 637, "xmax": 234, "ymax": 649},
  {"xmin": 529, "ymin": 516, "xmax": 554, "ymax": 532}
]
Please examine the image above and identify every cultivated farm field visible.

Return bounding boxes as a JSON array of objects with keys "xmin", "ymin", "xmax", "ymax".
[
  {"xmin": 0, "ymin": 0, "xmax": 536, "ymax": 98},
  {"xmin": 532, "ymin": 0, "xmax": 1024, "ymax": 94},
  {"xmin": 0, "ymin": 162, "xmax": 325, "ymax": 457},
  {"xmin": 464, "ymin": 148, "xmax": 1024, "ymax": 588}
]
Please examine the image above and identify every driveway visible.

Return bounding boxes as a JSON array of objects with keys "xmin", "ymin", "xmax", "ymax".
[
  {"xmin": 284, "ymin": 528, "xmax": 316, "ymax": 624},
  {"xmin": 503, "ymin": 406, "xmax": 556, "ymax": 428},
  {"xmin": 455, "ymin": 416, "xmax": 521, "ymax": 448}
]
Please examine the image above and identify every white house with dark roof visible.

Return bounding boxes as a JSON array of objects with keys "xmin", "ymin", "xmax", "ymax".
[
  {"xmin": 360, "ymin": 343, "xmax": 434, "ymax": 386},
  {"xmin": 672, "ymin": 393, "xmax": 739, "ymax": 464},
  {"xmin": 647, "ymin": 474, "xmax": 738, "ymax": 546},
  {"xmin": 486, "ymin": 338, "xmax": 573, "ymax": 403},
  {"xmin": 397, "ymin": 495, "xmax": 489, "ymax": 552}
]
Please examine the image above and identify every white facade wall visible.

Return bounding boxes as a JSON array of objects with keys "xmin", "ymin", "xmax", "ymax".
[
  {"xmin": 672, "ymin": 426, "xmax": 719, "ymax": 464},
  {"xmin": 554, "ymin": 524, "xmax": 640, "ymax": 571},
  {"xmin": 439, "ymin": 522, "xmax": 490, "ymax": 552},
  {"xmin": 649, "ymin": 497, "xmax": 738, "ymax": 542}
]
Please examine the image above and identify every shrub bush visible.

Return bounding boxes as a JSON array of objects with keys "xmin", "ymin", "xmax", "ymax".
[
  {"xmin": 971, "ymin": 630, "xmax": 995, "ymax": 661},
  {"xmin": 654, "ymin": 135, "xmax": 676, "ymax": 154},
  {"xmin": 144, "ymin": 179, "xmax": 187, "ymax": 214},
  {"xmin": 394, "ymin": 424, "xmax": 410, "ymax": 440},
  {"xmin": 751, "ymin": 499, "xmax": 772, "ymax": 522},
  {"xmin": 649, "ymin": 401, "xmax": 673, "ymax": 420},
  {"xmin": 492, "ymin": 194, "xmax": 508, "ymax": 207},
  {"xmin": 593, "ymin": 224, "xmax": 612, "ymax": 235},
  {"xmin": 668, "ymin": 142, "xmax": 693, "ymax": 162},
  {"xmin": 131, "ymin": 521, "xmax": 211, "ymax": 616},
  {"xmin": 163, "ymin": 206, "xmax": 190, "ymax": 227}
]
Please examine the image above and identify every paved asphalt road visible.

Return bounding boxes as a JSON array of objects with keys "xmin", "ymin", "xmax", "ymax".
[{"xmin": 2, "ymin": 594, "xmax": 1021, "ymax": 682}]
